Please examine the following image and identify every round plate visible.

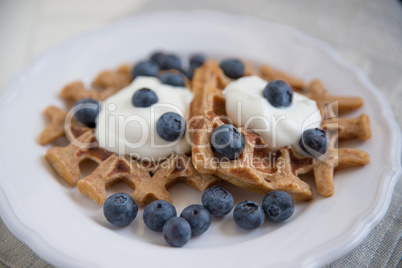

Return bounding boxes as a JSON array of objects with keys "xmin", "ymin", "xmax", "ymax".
[{"xmin": 0, "ymin": 10, "xmax": 400, "ymax": 268}]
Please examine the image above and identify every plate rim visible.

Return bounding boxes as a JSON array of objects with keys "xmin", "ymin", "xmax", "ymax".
[{"xmin": 0, "ymin": 9, "xmax": 400, "ymax": 268}]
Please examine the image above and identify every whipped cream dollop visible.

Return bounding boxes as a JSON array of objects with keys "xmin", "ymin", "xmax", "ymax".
[
  {"xmin": 95, "ymin": 77, "xmax": 193, "ymax": 160},
  {"xmin": 223, "ymin": 76, "xmax": 321, "ymax": 152}
]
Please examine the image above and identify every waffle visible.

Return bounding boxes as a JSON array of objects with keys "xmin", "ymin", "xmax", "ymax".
[
  {"xmin": 41, "ymin": 65, "xmax": 220, "ymax": 206},
  {"xmin": 189, "ymin": 61, "xmax": 371, "ymax": 200}
]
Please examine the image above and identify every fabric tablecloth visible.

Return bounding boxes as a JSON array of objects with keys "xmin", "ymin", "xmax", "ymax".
[{"xmin": 0, "ymin": 0, "xmax": 401, "ymax": 267}]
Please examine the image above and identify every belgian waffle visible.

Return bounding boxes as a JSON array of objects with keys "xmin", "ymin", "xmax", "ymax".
[
  {"xmin": 40, "ymin": 65, "xmax": 219, "ymax": 206},
  {"xmin": 189, "ymin": 61, "xmax": 371, "ymax": 200}
]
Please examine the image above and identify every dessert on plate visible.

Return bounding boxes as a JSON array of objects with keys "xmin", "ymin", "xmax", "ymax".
[{"xmin": 38, "ymin": 51, "xmax": 371, "ymax": 245}]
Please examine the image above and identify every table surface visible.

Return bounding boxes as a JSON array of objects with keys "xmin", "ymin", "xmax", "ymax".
[{"xmin": 0, "ymin": 0, "xmax": 401, "ymax": 267}]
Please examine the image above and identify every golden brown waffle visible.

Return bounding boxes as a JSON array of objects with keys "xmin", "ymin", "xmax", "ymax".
[
  {"xmin": 189, "ymin": 61, "xmax": 371, "ymax": 200},
  {"xmin": 189, "ymin": 62, "xmax": 314, "ymax": 200},
  {"xmin": 41, "ymin": 64, "xmax": 220, "ymax": 206}
]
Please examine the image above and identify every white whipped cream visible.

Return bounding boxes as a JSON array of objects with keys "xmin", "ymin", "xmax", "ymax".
[
  {"xmin": 95, "ymin": 77, "xmax": 193, "ymax": 160},
  {"xmin": 223, "ymin": 76, "xmax": 321, "ymax": 152}
]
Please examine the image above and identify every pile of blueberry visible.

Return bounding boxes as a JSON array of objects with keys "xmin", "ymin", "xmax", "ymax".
[
  {"xmin": 133, "ymin": 51, "xmax": 247, "ymax": 83},
  {"xmin": 132, "ymin": 51, "xmax": 206, "ymax": 83},
  {"xmin": 102, "ymin": 186, "xmax": 295, "ymax": 247}
]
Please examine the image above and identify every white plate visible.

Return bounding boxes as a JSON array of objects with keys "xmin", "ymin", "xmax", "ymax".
[{"xmin": 0, "ymin": 10, "xmax": 400, "ymax": 268}]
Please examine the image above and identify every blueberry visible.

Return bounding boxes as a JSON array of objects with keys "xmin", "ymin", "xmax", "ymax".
[
  {"xmin": 160, "ymin": 54, "xmax": 182, "ymax": 71},
  {"xmin": 262, "ymin": 191, "xmax": 295, "ymax": 222},
  {"xmin": 143, "ymin": 200, "xmax": 177, "ymax": 232},
  {"xmin": 299, "ymin": 128, "xmax": 329, "ymax": 156},
  {"xmin": 185, "ymin": 54, "xmax": 206, "ymax": 80},
  {"xmin": 202, "ymin": 185, "xmax": 234, "ymax": 216},
  {"xmin": 263, "ymin": 80, "xmax": 293, "ymax": 108},
  {"xmin": 180, "ymin": 204, "xmax": 211, "ymax": 235},
  {"xmin": 132, "ymin": 61, "xmax": 159, "ymax": 78},
  {"xmin": 156, "ymin": 112, "xmax": 186, "ymax": 142},
  {"xmin": 163, "ymin": 217, "xmax": 191, "ymax": 247},
  {"xmin": 189, "ymin": 54, "xmax": 206, "ymax": 68},
  {"xmin": 211, "ymin": 124, "xmax": 245, "ymax": 160},
  {"xmin": 150, "ymin": 51, "xmax": 166, "ymax": 67},
  {"xmin": 132, "ymin": 88, "xmax": 158, "ymax": 107},
  {"xmin": 184, "ymin": 65, "xmax": 197, "ymax": 80},
  {"xmin": 219, "ymin": 59, "xmax": 245, "ymax": 79},
  {"xmin": 74, "ymin": 98, "xmax": 100, "ymax": 128},
  {"xmin": 103, "ymin": 193, "xmax": 138, "ymax": 226},
  {"xmin": 160, "ymin": 71, "xmax": 185, "ymax": 87},
  {"xmin": 233, "ymin": 201, "xmax": 265, "ymax": 230}
]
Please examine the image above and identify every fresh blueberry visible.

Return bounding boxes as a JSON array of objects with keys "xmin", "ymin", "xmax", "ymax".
[
  {"xmin": 189, "ymin": 54, "xmax": 206, "ymax": 68},
  {"xmin": 219, "ymin": 59, "xmax": 245, "ymax": 79},
  {"xmin": 132, "ymin": 88, "xmax": 158, "ymax": 107},
  {"xmin": 233, "ymin": 201, "xmax": 265, "ymax": 230},
  {"xmin": 163, "ymin": 217, "xmax": 191, "ymax": 247},
  {"xmin": 180, "ymin": 204, "xmax": 211, "ymax": 236},
  {"xmin": 184, "ymin": 65, "xmax": 197, "ymax": 80},
  {"xmin": 211, "ymin": 124, "xmax": 245, "ymax": 160},
  {"xmin": 262, "ymin": 191, "xmax": 295, "ymax": 222},
  {"xmin": 103, "ymin": 193, "xmax": 138, "ymax": 226},
  {"xmin": 263, "ymin": 80, "xmax": 293, "ymax": 108},
  {"xmin": 299, "ymin": 128, "xmax": 329, "ymax": 156},
  {"xmin": 202, "ymin": 185, "xmax": 234, "ymax": 217},
  {"xmin": 74, "ymin": 98, "xmax": 100, "ymax": 128},
  {"xmin": 150, "ymin": 51, "xmax": 166, "ymax": 67},
  {"xmin": 160, "ymin": 54, "xmax": 182, "ymax": 71},
  {"xmin": 143, "ymin": 200, "xmax": 177, "ymax": 232},
  {"xmin": 185, "ymin": 54, "xmax": 205, "ymax": 79},
  {"xmin": 156, "ymin": 112, "xmax": 186, "ymax": 142},
  {"xmin": 131, "ymin": 61, "xmax": 160, "ymax": 78},
  {"xmin": 160, "ymin": 71, "xmax": 185, "ymax": 87}
]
